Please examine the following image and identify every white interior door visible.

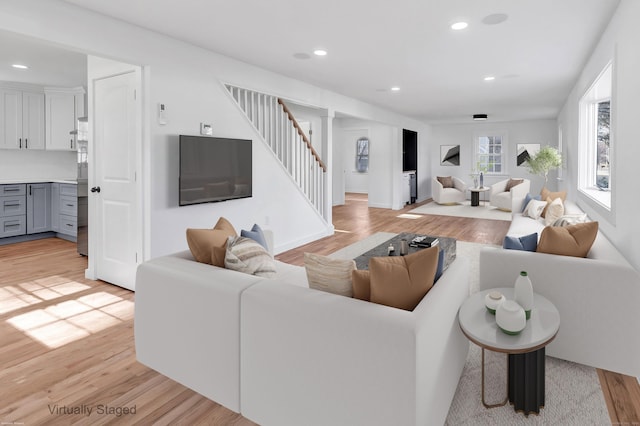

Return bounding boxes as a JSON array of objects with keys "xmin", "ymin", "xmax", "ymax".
[{"xmin": 93, "ymin": 71, "xmax": 139, "ymax": 290}]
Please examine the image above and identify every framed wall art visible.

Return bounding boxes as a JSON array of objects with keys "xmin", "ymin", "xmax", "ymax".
[
  {"xmin": 440, "ymin": 145, "xmax": 460, "ymax": 166},
  {"xmin": 516, "ymin": 143, "xmax": 540, "ymax": 167}
]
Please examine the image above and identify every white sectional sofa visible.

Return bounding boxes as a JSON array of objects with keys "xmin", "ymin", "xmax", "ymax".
[
  {"xmin": 135, "ymin": 236, "xmax": 470, "ymax": 426},
  {"xmin": 479, "ymin": 200, "xmax": 640, "ymax": 377}
]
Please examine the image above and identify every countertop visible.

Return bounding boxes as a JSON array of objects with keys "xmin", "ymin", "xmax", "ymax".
[{"xmin": 0, "ymin": 178, "xmax": 77, "ymax": 185}]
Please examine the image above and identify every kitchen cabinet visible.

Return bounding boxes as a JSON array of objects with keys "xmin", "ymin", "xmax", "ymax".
[
  {"xmin": 45, "ymin": 87, "xmax": 85, "ymax": 151},
  {"xmin": 57, "ymin": 184, "xmax": 77, "ymax": 238},
  {"xmin": 0, "ymin": 86, "xmax": 45, "ymax": 150},
  {"xmin": 0, "ymin": 184, "xmax": 27, "ymax": 238},
  {"xmin": 27, "ymin": 183, "xmax": 52, "ymax": 234}
]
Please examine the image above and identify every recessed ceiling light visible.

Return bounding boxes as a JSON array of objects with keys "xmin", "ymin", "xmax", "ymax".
[
  {"xmin": 482, "ymin": 13, "xmax": 509, "ymax": 25},
  {"xmin": 484, "ymin": 76, "xmax": 495, "ymax": 81},
  {"xmin": 451, "ymin": 22, "xmax": 468, "ymax": 30},
  {"xmin": 391, "ymin": 87, "xmax": 401, "ymax": 92},
  {"xmin": 12, "ymin": 64, "xmax": 28, "ymax": 69},
  {"xmin": 473, "ymin": 114, "xmax": 488, "ymax": 121},
  {"xmin": 313, "ymin": 49, "xmax": 327, "ymax": 56}
]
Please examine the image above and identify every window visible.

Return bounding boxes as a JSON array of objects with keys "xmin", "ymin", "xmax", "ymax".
[
  {"xmin": 474, "ymin": 133, "xmax": 505, "ymax": 174},
  {"xmin": 355, "ymin": 137, "xmax": 369, "ymax": 173},
  {"xmin": 579, "ymin": 62, "xmax": 612, "ymax": 209}
]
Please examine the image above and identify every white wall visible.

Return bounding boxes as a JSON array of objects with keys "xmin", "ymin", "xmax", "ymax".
[
  {"xmin": 0, "ymin": 150, "xmax": 76, "ymax": 180},
  {"xmin": 430, "ymin": 119, "xmax": 558, "ymax": 197},
  {"xmin": 558, "ymin": 0, "xmax": 640, "ymax": 269},
  {"xmin": 0, "ymin": 0, "xmax": 429, "ymax": 256}
]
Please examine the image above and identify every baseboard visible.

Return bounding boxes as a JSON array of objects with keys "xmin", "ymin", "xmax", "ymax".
[{"xmin": 0, "ymin": 232, "xmax": 56, "ymax": 245}]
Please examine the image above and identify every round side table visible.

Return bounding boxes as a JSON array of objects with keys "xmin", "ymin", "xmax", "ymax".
[
  {"xmin": 469, "ymin": 187, "xmax": 490, "ymax": 206},
  {"xmin": 458, "ymin": 288, "xmax": 560, "ymax": 415}
]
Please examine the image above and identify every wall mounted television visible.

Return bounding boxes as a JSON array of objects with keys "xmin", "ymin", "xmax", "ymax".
[{"xmin": 179, "ymin": 135, "xmax": 252, "ymax": 206}]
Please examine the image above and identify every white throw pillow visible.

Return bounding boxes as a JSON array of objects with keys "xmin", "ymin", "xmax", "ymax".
[
  {"xmin": 304, "ymin": 252, "xmax": 356, "ymax": 297},
  {"xmin": 225, "ymin": 236, "xmax": 276, "ymax": 278},
  {"xmin": 523, "ymin": 199, "xmax": 547, "ymax": 220},
  {"xmin": 544, "ymin": 197, "xmax": 565, "ymax": 226},
  {"xmin": 552, "ymin": 213, "xmax": 589, "ymax": 227}
]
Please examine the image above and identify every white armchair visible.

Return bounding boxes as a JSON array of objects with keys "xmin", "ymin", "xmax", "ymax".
[
  {"xmin": 432, "ymin": 176, "xmax": 467, "ymax": 204},
  {"xmin": 489, "ymin": 178, "xmax": 531, "ymax": 212}
]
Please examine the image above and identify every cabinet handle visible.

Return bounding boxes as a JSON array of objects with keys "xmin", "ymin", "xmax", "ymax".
[
  {"xmin": 65, "ymin": 204, "xmax": 74, "ymax": 207},
  {"xmin": 29, "ymin": 186, "xmax": 31, "ymax": 196},
  {"xmin": 25, "ymin": 138, "xmax": 28, "ymax": 149},
  {"xmin": 19, "ymin": 138, "xmax": 22, "ymax": 149},
  {"xmin": 70, "ymin": 139, "xmax": 73, "ymax": 149},
  {"xmin": 6, "ymin": 224, "xmax": 20, "ymax": 229},
  {"xmin": 4, "ymin": 203, "xmax": 20, "ymax": 207},
  {"xmin": 3, "ymin": 188, "xmax": 19, "ymax": 192}
]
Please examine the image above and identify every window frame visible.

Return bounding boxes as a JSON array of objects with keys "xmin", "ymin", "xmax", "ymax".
[
  {"xmin": 473, "ymin": 131, "xmax": 507, "ymax": 176},
  {"xmin": 578, "ymin": 61, "xmax": 613, "ymax": 211}
]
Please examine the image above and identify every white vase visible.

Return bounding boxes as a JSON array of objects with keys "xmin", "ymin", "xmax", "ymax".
[
  {"xmin": 514, "ymin": 271, "xmax": 533, "ymax": 319},
  {"xmin": 496, "ymin": 300, "xmax": 526, "ymax": 335}
]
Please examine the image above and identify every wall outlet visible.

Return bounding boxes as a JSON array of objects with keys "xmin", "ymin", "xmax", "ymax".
[
  {"xmin": 200, "ymin": 123, "xmax": 213, "ymax": 136},
  {"xmin": 158, "ymin": 103, "xmax": 167, "ymax": 125}
]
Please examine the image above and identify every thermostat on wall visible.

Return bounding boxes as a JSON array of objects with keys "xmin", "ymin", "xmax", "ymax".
[{"xmin": 200, "ymin": 123, "xmax": 213, "ymax": 136}]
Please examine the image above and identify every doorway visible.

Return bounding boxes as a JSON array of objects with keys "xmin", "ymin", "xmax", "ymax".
[{"xmin": 403, "ymin": 129, "xmax": 418, "ymax": 203}]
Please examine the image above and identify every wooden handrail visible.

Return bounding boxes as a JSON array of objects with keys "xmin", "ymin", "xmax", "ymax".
[{"xmin": 277, "ymin": 98, "xmax": 327, "ymax": 172}]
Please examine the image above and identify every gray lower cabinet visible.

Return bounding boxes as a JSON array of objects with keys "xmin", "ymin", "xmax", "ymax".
[
  {"xmin": 51, "ymin": 183, "xmax": 59, "ymax": 232},
  {"xmin": 26, "ymin": 183, "xmax": 52, "ymax": 234},
  {"xmin": 57, "ymin": 184, "xmax": 77, "ymax": 237},
  {"xmin": 0, "ymin": 184, "xmax": 27, "ymax": 238}
]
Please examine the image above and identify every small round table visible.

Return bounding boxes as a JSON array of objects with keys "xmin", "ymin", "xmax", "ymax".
[
  {"xmin": 458, "ymin": 288, "xmax": 560, "ymax": 415},
  {"xmin": 469, "ymin": 187, "xmax": 490, "ymax": 206}
]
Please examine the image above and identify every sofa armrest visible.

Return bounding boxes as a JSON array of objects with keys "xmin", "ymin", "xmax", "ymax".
[
  {"xmin": 509, "ymin": 179, "xmax": 530, "ymax": 212},
  {"xmin": 452, "ymin": 176, "xmax": 467, "ymax": 192},
  {"xmin": 479, "ymin": 247, "xmax": 640, "ymax": 376},
  {"xmin": 490, "ymin": 179, "xmax": 507, "ymax": 196},
  {"xmin": 432, "ymin": 177, "xmax": 444, "ymax": 199},
  {"xmin": 240, "ymin": 257, "xmax": 470, "ymax": 426}
]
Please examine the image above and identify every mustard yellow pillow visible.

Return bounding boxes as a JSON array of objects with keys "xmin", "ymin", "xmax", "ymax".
[
  {"xmin": 352, "ymin": 270, "xmax": 371, "ymax": 301},
  {"xmin": 536, "ymin": 222, "xmax": 598, "ymax": 258},
  {"xmin": 369, "ymin": 247, "xmax": 439, "ymax": 311},
  {"xmin": 186, "ymin": 217, "xmax": 237, "ymax": 266}
]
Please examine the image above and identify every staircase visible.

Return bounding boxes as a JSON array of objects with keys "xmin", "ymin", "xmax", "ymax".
[{"xmin": 225, "ymin": 84, "xmax": 328, "ymax": 221}]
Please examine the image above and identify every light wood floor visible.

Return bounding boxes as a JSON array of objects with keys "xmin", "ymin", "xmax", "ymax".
[{"xmin": 0, "ymin": 193, "xmax": 637, "ymax": 425}]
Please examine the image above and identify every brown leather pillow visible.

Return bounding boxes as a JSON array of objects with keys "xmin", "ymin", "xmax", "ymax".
[
  {"xmin": 540, "ymin": 188, "xmax": 566, "ymax": 217},
  {"xmin": 352, "ymin": 269, "xmax": 371, "ymax": 301},
  {"xmin": 536, "ymin": 221, "xmax": 598, "ymax": 258},
  {"xmin": 186, "ymin": 217, "xmax": 237, "ymax": 266},
  {"xmin": 437, "ymin": 176, "xmax": 454, "ymax": 188},
  {"xmin": 504, "ymin": 178, "xmax": 524, "ymax": 192},
  {"xmin": 369, "ymin": 247, "xmax": 439, "ymax": 311}
]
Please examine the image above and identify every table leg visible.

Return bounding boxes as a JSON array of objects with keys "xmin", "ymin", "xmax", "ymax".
[
  {"xmin": 471, "ymin": 191, "xmax": 480, "ymax": 207},
  {"xmin": 508, "ymin": 347, "xmax": 546, "ymax": 415},
  {"xmin": 481, "ymin": 348, "xmax": 509, "ymax": 408}
]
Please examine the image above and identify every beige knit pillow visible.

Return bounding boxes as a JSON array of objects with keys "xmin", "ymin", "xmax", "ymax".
[
  {"xmin": 225, "ymin": 236, "xmax": 276, "ymax": 278},
  {"xmin": 544, "ymin": 197, "xmax": 565, "ymax": 226},
  {"xmin": 304, "ymin": 253, "xmax": 356, "ymax": 297}
]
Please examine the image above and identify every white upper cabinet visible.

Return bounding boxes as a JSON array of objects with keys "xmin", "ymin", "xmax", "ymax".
[
  {"xmin": 0, "ymin": 86, "xmax": 45, "ymax": 150},
  {"xmin": 45, "ymin": 87, "xmax": 86, "ymax": 151}
]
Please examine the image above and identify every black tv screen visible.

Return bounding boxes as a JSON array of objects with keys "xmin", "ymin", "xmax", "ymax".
[{"xmin": 179, "ymin": 135, "xmax": 252, "ymax": 206}]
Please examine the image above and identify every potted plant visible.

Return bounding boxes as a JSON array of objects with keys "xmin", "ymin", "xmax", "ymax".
[{"xmin": 525, "ymin": 146, "xmax": 562, "ymax": 186}]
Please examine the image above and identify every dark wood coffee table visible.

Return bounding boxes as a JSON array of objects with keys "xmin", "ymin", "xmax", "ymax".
[{"xmin": 353, "ymin": 232, "xmax": 456, "ymax": 271}]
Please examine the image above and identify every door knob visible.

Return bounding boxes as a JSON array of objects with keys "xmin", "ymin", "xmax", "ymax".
[{"xmin": 90, "ymin": 186, "xmax": 101, "ymax": 193}]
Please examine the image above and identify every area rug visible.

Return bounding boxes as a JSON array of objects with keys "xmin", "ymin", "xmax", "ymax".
[
  {"xmin": 330, "ymin": 233, "xmax": 610, "ymax": 425},
  {"xmin": 409, "ymin": 200, "xmax": 512, "ymax": 221}
]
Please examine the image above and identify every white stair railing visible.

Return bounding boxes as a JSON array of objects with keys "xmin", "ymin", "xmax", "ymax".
[{"xmin": 225, "ymin": 84, "xmax": 327, "ymax": 221}]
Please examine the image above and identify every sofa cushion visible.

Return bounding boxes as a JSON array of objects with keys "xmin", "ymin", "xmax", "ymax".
[
  {"xmin": 225, "ymin": 236, "xmax": 276, "ymax": 278},
  {"xmin": 523, "ymin": 199, "xmax": 547, "ymax": 220},
  {"xmin": 552, "ymin": 213, "xmax": 589, "ymax": 227},
  {"xmin": 186, "ymin": 217, "xmax": 237, "ymax": 266},
  {"xmin": 241, "ymin": 223, "xmax": 269, "ymax": 251},
  {"xmin": 369, "ymin": 247, "xmax": 438, "ymax": 311},
  {"xmin": 537, "ymin": 222, "xmax": 599, "ymax": 258},
  {"xmin": 544, "ymin": 197, "xmax": 565, "ymax": 226},
  {"xmin": 521, "ymin": 193, "xmax": 542, "ymax": 212},
  {"xmin": 503, "ymin": 232, "xmax": 538, "ymax": 251},
  {"xmin": 304, "ymin": 253, "xmax": 356, "ymax": 297},
  {"xmin": 505, "ymin": 178, "xmax": 524, "ymax": 192},
  {"xmin": 352, "ymin": 269, "xmax": 371, "ymax": 301},
  {"xmin": 437, "ymin": 176, "xmax": 454, "ymax": 188},
  {"xmin": 540, "ymin": 188, "xmax": 567, "ymax": 217}
]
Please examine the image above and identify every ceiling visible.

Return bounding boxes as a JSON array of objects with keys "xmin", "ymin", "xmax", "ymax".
[
  {"xmin": 0, "ymin": 29, "xmax": 87, "ymax": 87},
  {"xmin": 9, "ymin": 1, "xmax": 622, "ymax": 124}
]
